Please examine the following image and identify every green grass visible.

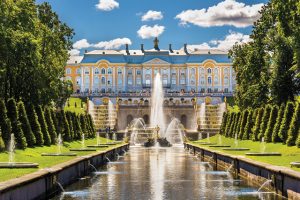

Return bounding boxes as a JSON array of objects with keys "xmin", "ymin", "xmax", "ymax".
[
  {"xmin": 0, "ymin": 137, "xmax": 123, "ymax": 182},
  {"xmin": 64, "ymin": 97, "xmax": 87, "ymax": 114},
  {"xmin": 190, "ymin": 135, "xmax": 300, "ymax": 172}
]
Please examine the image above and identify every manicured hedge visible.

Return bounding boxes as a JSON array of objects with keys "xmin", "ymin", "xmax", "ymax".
[
  {"xmin": 264, "ymin": 105, "xmax": 278, "ymax": 142},
  {"xmin": 287, "ymin": 102, "xmax": 300, "ymax": 146},
  {"xmin": 278, "ymin": 102, "xmax": 294, "ymax": 144}
]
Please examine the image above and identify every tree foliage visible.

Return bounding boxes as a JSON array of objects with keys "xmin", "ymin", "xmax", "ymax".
[
  {"xmin": 18, "ymin": 101, "xmax": 36, "ymax": 147},
  {"xmin": 286, "ymin": 102, "xmax": 300, "ymax": 146},
  {"xmin": 0, "ymin": 99, "xmax": 12, "ymax": 147},
  {"xmin": 264, "ymin": 105, "xmax": 278, "ymax": 143},
  {"xmin": 36, "ymin": 105, "xmax": 51, "ymax": 146},
  {"xmin": 278, "ymin": 102, "xmax": 294, "ymax": 144},
  {"xmin": 252, "ymin": 108, "xmax": 264, "ymax": 141}
]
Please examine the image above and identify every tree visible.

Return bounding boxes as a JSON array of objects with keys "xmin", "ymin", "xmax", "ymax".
[
  {"xmin": 80, "ymin": 114, "xmax": 88, "ymax": 136},
  {"xmin": 51, "ymin": 109, "xmax": 59, "ymax": 136},
  {"xmin": 272, "ymin": 104, "xmax": 285, "ymax": 143},
  {"xmin": 0, "ymin": 99, "xmax": 12, "ymax": 147},
  {"xmin": 26, "ymin": 105, "xmax": 44, "ymax": 146},
  {"xmin": 66, "ymin": 112, "xmax": 74, "ymax": 141},
  {"xmin": 229, "ymin": 113, "xmax": 238, "ymax": 138},
  {"xmin": 220, "ymin": 112, "xmax": 228, "ymax": 135},
  {"xmin": 264, "ymin": 105, "xmax": 278, "ymax": 142},
  {"xmin": 278, "ymin": 102, "xmax": 294, "ymax": 144},
  {"xmin": 287, "ymin": 102, "xmax": 300, "ymax": 146},
  {"xmin": 0, "ymin": 128, "xmax": 5, "ymax": 152},
  {"xmin": 243, "ymin": 109, "xmax": 254, "ymax": 140},
  {"xmin": 36, "ymin": 105, "xmax": 51, "ymax": 146},
  {"xmin": 258, "ymin": 105, "xmax": 272, "ymax": 141},
  {"xmin": 225, "ymin": 112, "xmax": 233, "ymax": 137},
  {"xmin": 44, "ymin": 108, "xmax": 57, "ymax": 145},
  {"xmin": 87, "ymin": 114, "xmax": 96, "ymax": 138},
  {"xmin": 234, "ymin": 112, "xmax": 242, "ymax": 138},
  {"xmin": 18, "ymin": 101, "xmax": 36, "ymax": 147},
  {"xmin": 61, "ymin": 111, "xmax": 71, "ymax": 141},
  {"xmin": 238, "ymin": 110, "xmax": 249, "ymax": 139},
  {"xmin": 252, "ymin": 108, "xmax": 264, "ymax": 141},
  {"xmin": 6, "ymin": 98, "xmax": 27, "ymax": 149},
  {"xmin": 72, "ymin": 113, "xmax": 82, "ymax": 140}
]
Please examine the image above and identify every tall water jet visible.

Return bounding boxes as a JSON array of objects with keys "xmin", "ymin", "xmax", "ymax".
[
  {"xmin": 96, "ymin": 132, "xmax": 100, "ymax": 146},
  {"xmin": 150, "ymin": 73, "xmax": 166, "ymax": 137},
  {"xmin": 57, "ymin": 134, "xmax": 63, "ymax": 154},
  {"xmin": 108, "ymin": 100, "xmax": 115, "ymax": 129},
  {"xmin": 8, "ymin": 134, "xmax": 15, "ymax": 163},
  {"xmin": 81, "ymin": 134, "xmax": 85, "ymax": 149},
  {"xmin": 129, "ymin": 118, "xmax": 146, "ymax": 145},
  {"xmin": 165, "ymin": 118, "xmax": 184, "ymax": 145},
  {"xmin": 198, "ymin": 103, "xmax": 206, "ymax": 129}
]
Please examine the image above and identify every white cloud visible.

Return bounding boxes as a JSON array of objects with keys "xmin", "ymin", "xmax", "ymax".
[
  {"xmin": 96, "ymin": 0, "xmax": 119, "ymax": 11},
  {"xmin": 93, "ymin": 38, "xmax": 132, "ymax": 49},
  {"xmin": 142, "ymin": 10, "xmax": 163, "ymax": 21},
  {"xmin": 175, "ymin": 0, "xmax": 264, "ymax": 28},
  {"xmin": 137, "ymin": 25, "xmax": 165, "ymax": 39},
  {"xmin": 73, "ymin": 39, "xmax": 91, "ymax": 49},
  {"xmin": 185, "ymin": 31, "xmax": 251, "ymax": 51},
  {"xmin": 69, "ymin": 49, "xmax": 80, "ymax": 56}
]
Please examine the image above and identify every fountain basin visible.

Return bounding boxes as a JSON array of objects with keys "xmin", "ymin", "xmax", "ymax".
[
  {"xmin": 201, "ymin": 143, "xmax": 217, "ymax": 146},
  {"xmin": 209, "ymin": 145, "xmax": 231, "ymax": 147},
  {"xmin": 0, "ymin": 162, "xmax": 39, "ymax": 168},
  {"xmin": 69, "ymin": 148, "xmax": 97, "ymax": 152},
  {"xmin": 290, "ymin": 162, "xmax": 300, "ymax": 168},
  {"xmin": 245, "ymin": 152, "xmax": 281, "ymax": 156},
  {"xmin": 41, "ymin": 153, "xmax": 77, "ymax": 156},
  {"xmin": 86, "ymin": 145, "xmax": 109, "ymax": 148},
  {"xmin": 222, "ymin": 148, "xmax": 250, "ymax": 151}
]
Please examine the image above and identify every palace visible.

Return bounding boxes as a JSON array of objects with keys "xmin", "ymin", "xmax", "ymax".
[{"xmin": 65, "ymin": 38, "xmax": 235, "ymax": 95}]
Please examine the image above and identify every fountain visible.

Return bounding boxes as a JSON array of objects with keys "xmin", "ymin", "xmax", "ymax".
[
  {"xmin": 245, "ymin": 137, "xmax": 281, "ymax": 156},
  {"xmin": 86, "ymin": 132, "xmax": 109, "ymax": 148},
  {"xmin": 112, "ymin": 132, "xmax": 117, "ymax": 141},
  {"xmin": 41, "ymin": 134, "xmax": 77, "ymax": 156},
  {"xmin": 164, "ymin": 118, "xmax": 184, "ymax": 145},
  {"xmin": 150, "ymin": 73, "xmax": 166, "ymax": 137},
  {"xmin": 108, "ymin": 100, "xmax": 115, "ymax": 129},
  {"xmin": 222, "ymin": 133, "xmax": 250, "ymax": 151},
  {"xmin": 209, "ymin": 134, "xmax": 231, "ymax": 147},
  {"xmin": 69, "ymin": 134, "xmax": 97, "ymax": 152},
  {"xmin": 129, "ymin": 118, "xmax": 149, "ymax": 145},
  {"xmin": 0, "ymin": 134, "xmax": 39, "ymax": 168}
]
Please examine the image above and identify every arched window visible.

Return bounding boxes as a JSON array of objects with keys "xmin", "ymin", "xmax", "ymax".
[
  {"xmin": 224, "ymin": 76, "xmax": 229, "ymax": 85},
  {"xmin": 85, "ymin": 67, "xmax": 90, "ymax": 74},
  {"xmin": 145, "ymin": 75, "xmax": 151, "ymax": 85},
  {"xmin": 107, "ymin": 77, "xmax": 112, "ymax": 85},
  {"xmin": 214, "ymin": 68, "xmax": 218, "ymax": 75},
  {"xmin": 118, "ymin": 76, "xmax": 123, "ymax": 85},
  {"xmin": 163, "ymin": 75, "xmax": 168, "ymax": 85},
  {"xmin": 128, "ymin": 69, "xmax": 133, "ymax": 75},
  {"xmin": 214, "ymin": 76, "xmax": 219, "ymax": 85},
  {"xmin": 118, "ymin": 68, "xmax": 122, "ymax": 74},
  {"xmin": 101, "ymin": 68, "xmax": 106, "ymax": 74},
  {"xmin": 146, "ymin": 69, "xmax": 151, "ymax": 75},
  {"xmin": 171, "ymin": 76, "xmax": 176, "ymax": 85},
  {"xmin": 76, "ymin": 77, "xmax": 81, "ymax": 85},
  {"xmin": 66, "ymin": 68, "xmax": 71, "ymax": 74},
  {"xmin": 200, "ymin": 76, "xmax": 205, "ymax": 85},
  {"xmin": 190, "ymin": 68, "xmax": 196, "ymax": 74},
  {"xmin": 101, "ymin": 77, "xmax": 106, "ymax": 85},
  {"xmin": 94, "ymin": 76, "xmax": 99, "ymax": 86},
  {"xmin": 207, "ymin": 77, "xmax": 212, "ymax": 84},
  {"xmin": 224, "ymin": 68, "xmax": 229, "ymax": 74},
  {"xmin": 207, "ymin": 68, "xmax": 212, "ymax": 74},
  {"xmin": 180, "ymin": 76, "xmax": 186, "ymax": 85},
  {"xmin": 200, "ymin": 68, "xmax": 204, "ymax": 74},
  {"xmin": 108, "ymin": 68, "xmax": 112, "ymax": 74},
  {"xmin": 136, "ymin": 77, "xmax": 142, "ymax": 85},
  {"xmin": 76, "ymin": 68, "xmax": 81, "ymax": 74},
  {"xmin": 127, "ymin": 76, "xmax": 133, "ymax": 85},
  {"xmin": 190, "ymin": 75, "xmax": 195, "ymax": 85},
  {"xmin": 95, "ymin": 68, "xmax": 99, "ymax": 75}
]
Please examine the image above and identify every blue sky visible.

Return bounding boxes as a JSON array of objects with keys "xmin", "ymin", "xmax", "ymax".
[{"xmin": 36, "ymin": 0, "xmax": 268, "ymax": 55}]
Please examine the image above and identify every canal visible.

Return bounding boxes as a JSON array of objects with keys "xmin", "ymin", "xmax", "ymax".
[{"xmin": 53, "ymin": 146, "xmax": 282, "ymax": 200}]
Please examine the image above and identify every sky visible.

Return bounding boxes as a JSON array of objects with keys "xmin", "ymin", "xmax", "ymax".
[{"xmin": 35, "ymin": 0, "xmax": 268, "ymax": 56}]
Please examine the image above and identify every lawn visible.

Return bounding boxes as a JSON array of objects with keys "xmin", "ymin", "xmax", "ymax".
[
  {"xmin": 64, "ymin": 97, "xmax": 87, "ymax": 114},
  {"xmin": 190, "ymin": 135, "xmax": 300, "ymax": 172},
  {"xmin": 0, "ymin": 137, "xmax": 123, "ymax": 182}
]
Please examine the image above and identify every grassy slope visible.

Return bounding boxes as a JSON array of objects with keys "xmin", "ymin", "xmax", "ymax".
[
  {"xmin": 191, "ymin": 135, "xmax": 300, "ymax": 172},
  {"xmin": 64, "ymin": 97, "xmax": 87, "ymax": 114},
  {"xmin": 0, "ymin": 137, "xmax": 122, "ymax": 182}
]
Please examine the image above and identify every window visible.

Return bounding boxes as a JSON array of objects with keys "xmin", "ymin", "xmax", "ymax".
[
  {"xmin": 208, "ymin": 77, "xmax": 212, "ymax": 84},
  {"xmin": 207, "ymin": 88, "xmax": 212, "ymax": 93},
  {"xmin": 128, "ymin": 69, "xmax": 133, "ymax": 75},
  {"xmin": 76, "ymin": 77, "xmax": 81, "ymax": 85},
  {"xmin": 190, "ymin": 75, "xmax": 195, "ymax": 85},
  {"xmin": 146, "ymin": 69, "xmax": 151, "ymax": 75},
  {"xmin": 107, "ymin": 78, "xmax": 112, "ymax": 85},
  {"xmin": 136, "ymin": 77, "xmax": 141, "ymax": 85},
  {"xmin": 66, "ymin": 68, "xmax": 71, "ymax": 74},
  {"xmin": 200, "ymin": 68, "xmax": 204, "ymax": 74},
  {"xmin": 163, "ymin": 76, "xmax": 168, "ymax": 85},
  {"xmin": 101, "ymin": 77, "xmax": 105, "ymax": 85},
  {"xmin": 214, "ymin": 76, "xmax": 219, "ymax": 85},
  {"xmin": 84, "ymin": 67, "xmax": 90, "ymax": 74},
  {"xmin": 214, "ymin": 68, "xmax": 218, "ymax": 75},
  {"xmin": 145, "ymin": 75, "xmax": 151, "ymax": 85},
  {"xmin": 76, "ymin": 68, "xmax": 81, "ymax": 74},
  {"xmin": 108, "ymin": 68, "xmax": 112, "ymax": 74},
  {"xmin": 136, "ymin": 70, "xmax": 141, "ymax": 75},
  {"xmin": 163, "ymin": 69, "xmax": 168, "ymax": 75},
  {"xmin": 128, "ymin": 77, "xmax": 133, "ymax": 85},
  {"xmin": 172, "ymin": 76, "xmax": 176, "ymax": 85},
  {"xmin": 101, "ymin": 68, "xmax": 106, "ymax": 74},
  {"xmin": 214, "ymin": 88, "xmax": 218, "ymax": 93},
  {"xmin": 172, "ymin": 69, "xmax": 176, "ymax": 75},
  {"xmin": 224, "ymin": 76, "xmax": 229, "ymax": 85},
  {"xmin": 200, "ymin": 76, "xmax": 205, "ymax": 85},
  {"xmin": 224, "ymin": 68, "xmax": 229, "ymax": 74},
  {"xmin": 94, "ymin": 77, "xmax": 99, "ymax": 86},
  {"xmin": 180, "ymin": 69, "xmax": 185, "ymax": 76},
  {"xmin": 118, "ymin": 68, "xmax": 122, "ymax": 74},
  {"xmin": 180, "ymin": 77, "xmax": 185, "ymax": 85},
  {"xmin": 95, "ymin": 68, "xmax": 99, "ymax": 75},
  {"xmin": 207, "ymin": 68, "xmax": 212, "ymax": 74},
  {"xmin": 190, "ymin": 68, "xmax": 196, "ymax": 74},
  {"xmin": 118, "ymin": 76, "xmax": 123, "ymax": 86},
  {"xmin": 154, "ymin": 69, "xmax": 158, "ymax": 75},
  {"xmin": 224, "ymin": 88, "xmax": 229, "ymax": 93}
]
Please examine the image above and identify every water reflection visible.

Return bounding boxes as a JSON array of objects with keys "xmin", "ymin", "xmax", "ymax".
[{"xmin": 53, "ymin": 147, "xmax": 283, "ymax": 200}]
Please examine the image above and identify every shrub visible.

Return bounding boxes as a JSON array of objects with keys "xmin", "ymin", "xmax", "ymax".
[
  {"xmin": 252, "ymin": 108, "xmax": 264, "ymax": 141},
  {"xmin": 66, "ymin": 112, "xmax": 74, "ymax": 140},
  {"xmin": 233, "ymin": 112, "xmax": 241, "ymax": 138},
  {"xmin": 258, "ymin": 105, "xmax": 272, "ymax": 141},
  {"xmin": 225, "ymin": 112, "xmax": 233, "ymax": 137},
  {"xmin": 220, "ymin": 112, "xmax": 228, "ymax": 135},
  {"xmin": 228, "ymin": 113, "xmax": 237, "ymax": 138},
  {"xmin": 243, "ymin": 109, "xmax": 253, "ymax": 140},
  {"xmin": 286, "ymin": 103, "xmax": 300, "ymax": 146},
  {"xmin": 264, "ymin": 105, "xmax": 278, "ymax": 143},
  {"xmin": 45, "ymin": 108, "xmax": 57, "ymax": 145},
  {"xmin": 0, "ymin": 128, "xmax": 5, "ymax": 152},
  {"xmin": 18, "ymin": 101, "xmax": 36, "ymax": 147},
  {"xmin": 278, "ymin": 102, "xmax": 294, "ymax": 144},
  {"xmin": 72, "ymin": 113, "xmax": 82, "ymax": 140},
  {"xmin": 0, "ymin": 99, "xmax": 12, "ymax": 148},
  {"xmin": 61, "ymin": 111, "xmax": 71, "ymax": 142},
  {"xmin": 272, "ymin": 104, "xmax": 285, "ymax": 143},
  {"xmin": 296, "ymin": 129, "xmax": 300, "ymax": 147},
  {"xmin": 80, "ymin": 114, "xmax": 88, "ymax": 135},
  {"xmin": 87, "ymin": 114, "xmax": 96, "ymax": 138},
  {"xmin": 6, "ymin": 98, "xmax": 27, "ymax": 149},
  {"xmin": 26, "ymin": 105, "xmax": 44, "ymax": 146},
  {"xmin": 51, "ymin": 109, "xmax": 59, "ymax": 136},
  {"xmin": 238, "ymin": 110, "xmax": 249, "ymax": 139},
  {"xmin": 36, "ymin": 105, "xmax": 51, "ymax": 146}
]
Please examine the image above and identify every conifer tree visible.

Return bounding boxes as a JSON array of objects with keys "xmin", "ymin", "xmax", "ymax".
[
  {"xmin": 296, "ymin": 129, "xmax": 300, "ymax": 148},
  {"xmin": 72, "ymin": 113, "xmax": 82, "ymax": 140},
  {"xmin": 44, "ymin": 108, "xmax": 57, "ymax": 144},
  {"xmin": 6, "ymin": 98, "xmax": 27, "ymax": 149},
  {"xmin": 272, "ymin": 104, "xmax": 285, "ymax": 143},
  {"xmin": 278, "ymin": 102, "xmax": 294, "ymax": 144},
  {"xmin": 264, "ymin": 105, "xmax": 278, "ymax": 142},
  {"xmin": 220, "ymin": 112, "xmax": 228, "ymax": 135},
  {"xmin": 228, "ymin": 113, "xmax": 237, "ymax": 138},
  {"xmin": 258, "ymin": 105, "xmax": 271, "ymax": 141},
  {"xmin": 66, "ymin": 112, "xmax": 74, "ymax": 141},
  {"xmin": 233, "ymin": 112, "xmax": 241, "ymax": 138},
  {"xmin": 80, "ymin": 114, "xmax": 88, "ymax": 136},
  {"xmin": 287, "ymin": 103, "xmax": 300, "ymax": 146},
  {"xmin": 18, "ymin": 101, "xmax": 36, "ymax": 147},
  {"xmin": 0, "ymin": 99, "xmax": 12, "ymax": 147},
  {"xmin": 61, "ymin": 111, "xmax": 71, "ymax": 141},
  {"xmin": 51, "ymin": 109, "xmax": 59, "ymax": 136},
  {"xmin": 0, "ymin": 128, "xmax": 5, "ymax": 152},
  {"xmin": 88, "ymin": 114, "xmax": 96, "ymax": 138},
  {"xmin": 26, "ymin": 105, "xmax": 44, "ymax": 146},
  {"xmin": 36, "ymin": 106, "xmax": 51, "ymax": 146},
  {"xmin": 238, "ymin": 110, "xmax": 249, "ymax": 139},
  {"xmin": 252, "ymin": 108, "xmax": 264, "ymax": 141},
  {"xmin": 225, "ymin": 112, "xmax": 233, "ymax": 137},
  {"xmin": 243, "ymin": 109, "xmax": 253, "ymax": 140}
]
